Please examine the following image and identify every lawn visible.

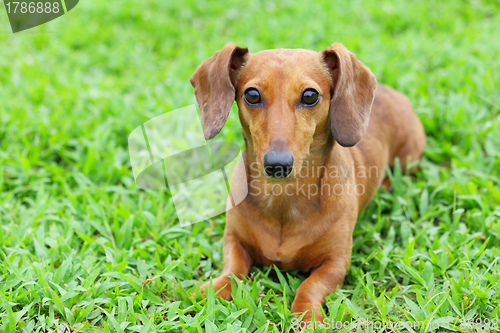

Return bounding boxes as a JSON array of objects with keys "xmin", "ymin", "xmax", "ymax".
[{"xmin": 0, "ymin": 0, "xmax": 499, "ymax": 332}]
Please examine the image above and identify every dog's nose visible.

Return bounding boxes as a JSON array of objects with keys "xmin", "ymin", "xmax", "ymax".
[{"xmin": 264, "ymin": 151, "xmax": 294, "ymax": 178}]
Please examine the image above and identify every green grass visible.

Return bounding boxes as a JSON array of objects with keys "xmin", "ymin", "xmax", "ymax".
[{"xmin": 1, "ymin": 0, "xmax": 500, "ymax": 332}]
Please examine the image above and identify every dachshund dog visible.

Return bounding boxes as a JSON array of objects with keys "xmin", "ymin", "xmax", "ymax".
[{"xmin": 190, "ymin": 42, "xmax": 425, "ymax": 323}]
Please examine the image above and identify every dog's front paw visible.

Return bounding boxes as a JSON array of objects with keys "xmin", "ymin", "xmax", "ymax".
[
  {"xmin": 291, "ymin": 300, "xmax": 324, "ymax": 328},
  {"xmin": 196, "ymin": 276, "xmax": 233, "ymax": 301}
]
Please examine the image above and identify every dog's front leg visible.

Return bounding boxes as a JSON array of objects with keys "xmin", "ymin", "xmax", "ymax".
[
  {"xmin": 199, "ymin": 231, "xmax": 253, "ymax": 300},
  {"xmin": 291, "ymin": 258, "xmax": 349, "ymax": 323}
]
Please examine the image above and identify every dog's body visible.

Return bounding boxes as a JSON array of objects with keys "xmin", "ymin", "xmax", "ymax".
[{"xmin": 190, "ymin": 43, "xmax": 425, "ymax": 322}]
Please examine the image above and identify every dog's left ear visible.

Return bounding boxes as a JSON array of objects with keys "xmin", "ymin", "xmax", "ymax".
[
  {"xmin": 321, "ymin": 44, "xmax": 377, "ymax": 147},
  {"xmin": 190, "ymin": 43, "xmax": 249, "ymax": 140}
]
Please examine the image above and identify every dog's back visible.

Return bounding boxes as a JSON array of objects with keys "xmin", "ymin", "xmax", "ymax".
[{"xmin": 352, "ymin": 84, "xmax": 426, "ymax": 209}]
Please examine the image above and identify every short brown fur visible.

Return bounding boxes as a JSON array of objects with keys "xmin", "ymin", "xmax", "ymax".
[{"xmin": 190, "ymin": 42, "xmax": 425, "ymax": 323}]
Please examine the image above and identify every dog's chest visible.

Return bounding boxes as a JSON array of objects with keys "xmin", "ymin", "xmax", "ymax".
[
  {"xmin": 261, "ymin": 244, "xmax": 290, "ymax": 263},
  {"xmin": 245, "ymin": 228, "xmax": 312, "ymax": 270},
  {"xmin": 260, "ymin": 243, "xmax": 298, "ymax": 268},
  {"xmin": 234, "ymin": 198, "xmax": 325, "ymax": 271}
]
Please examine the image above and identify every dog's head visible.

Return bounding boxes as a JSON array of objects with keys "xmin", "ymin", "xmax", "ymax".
[{"xmin": 190, "ymin": 43, "xmax": 376, "ymax": 179}]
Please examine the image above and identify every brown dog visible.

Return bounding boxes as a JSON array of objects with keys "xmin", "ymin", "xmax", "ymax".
[{"xmin": 190, "ymin": 42, "xmax": 425, "ymax": 323}]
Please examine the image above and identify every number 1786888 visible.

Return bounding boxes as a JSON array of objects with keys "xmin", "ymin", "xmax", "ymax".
[{"xmin": 6, "ymin": 2, "xmax": 60, "ymax": 14}]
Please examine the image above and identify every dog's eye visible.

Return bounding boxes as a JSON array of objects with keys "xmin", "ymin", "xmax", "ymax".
[
  {"xmin": 244, "ymin": 88, "xmax": 261, "ymax": 105},
  {"xmin": 301, "ymin": 89, "xmax": 319, "ymax": 106}
]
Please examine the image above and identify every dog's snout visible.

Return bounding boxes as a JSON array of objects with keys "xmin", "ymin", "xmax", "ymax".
[{"xmin": 264, "ymin": 151, "xmax": 294, "ymax": 178}]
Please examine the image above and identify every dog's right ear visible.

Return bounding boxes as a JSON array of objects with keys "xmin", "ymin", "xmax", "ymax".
[{"xmin": 190, "ymin": 43, "xmax": 249, "ymax": 140}]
